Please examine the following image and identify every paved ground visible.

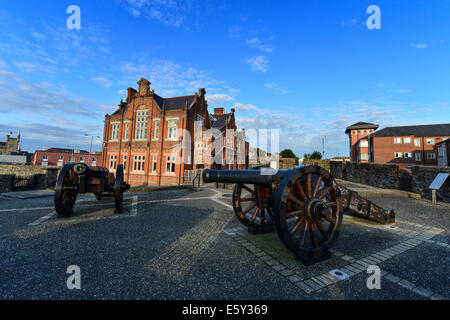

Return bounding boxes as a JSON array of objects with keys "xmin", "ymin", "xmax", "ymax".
[{"xmin": 0, "ymin": 186, "xmax": 448, "ymax": 300}]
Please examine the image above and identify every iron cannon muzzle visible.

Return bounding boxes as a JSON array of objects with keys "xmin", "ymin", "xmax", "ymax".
[{"xmin": 202, "ymin": 168, "xmax": 291, "ymax": 186}]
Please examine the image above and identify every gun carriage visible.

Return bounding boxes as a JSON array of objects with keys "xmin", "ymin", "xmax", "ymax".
[
  {"xmin": 54, "ymin": 163, "xmax": 130, "ymax": 217},
  {"xmin": 203, "ymin": 165, "xmax": 395, "ymax": 265}
]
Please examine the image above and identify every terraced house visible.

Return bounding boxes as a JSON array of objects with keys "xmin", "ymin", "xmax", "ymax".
[{"xmin": 102, "ymin": 78, "xmax": 249, "ymax": 187}]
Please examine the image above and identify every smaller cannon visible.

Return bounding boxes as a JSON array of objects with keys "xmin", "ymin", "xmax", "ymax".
[
  {"xmin": 203, "ymin": 165, "xmax": 395, "ymax": 265},
  {"xmin": 54, "ymin": 163, "xmax": 130, "ymax": 217}
]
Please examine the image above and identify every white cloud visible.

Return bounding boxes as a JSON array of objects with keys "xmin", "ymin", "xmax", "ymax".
[
  {"xmin": 395, "ymin": 89, "xmax": 410, "ymax": 93},
  {"xmin": 92, "ymin": 77, "xmax": 112, "ymax": 88},
  {"xmin": 122, "ymin": 0, "xmax": 188, "ymax": 27},
  {"xmin": 207, "ymin": 93, "xmax": 233, "ymax": 106},
  {"xmin": 412, "ymin": 43, "xmax": 428, "ymax": 49},
  {"xmin": 341, "ymin": 19, "xmax": 357, "ymax": 27},
  {"xmin": 246, "ymin": 38, "xmax": 274, "ymax": 53},
  {"xmin": 263, "ymin": 83, "xmax": 289, "ymax": 94},
  {"xmin": 232, "ymin": 102, "xmax": 259, "ymax": 112},
  {"xmin": 246, "ymin": 55, "xmax": 269, "ymax": 72}
]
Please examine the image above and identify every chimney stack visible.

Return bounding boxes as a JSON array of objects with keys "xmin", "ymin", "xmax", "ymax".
[{"xmin": 214, "ymin": 107, "xmax": 225, "ymax": 115}]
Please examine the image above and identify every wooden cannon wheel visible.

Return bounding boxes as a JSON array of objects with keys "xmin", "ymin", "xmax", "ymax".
[
  {"xmin": 114, "ymin": 164, "xmax": 124, "ymax": 214},
  {"xmin": 54, "ymin": 163, "xmax": 78, "ymax": 218},
  {"xmin": 232, "ymin": 165, "xmax": 274, "ymax": 233},
  {"xmin": 274, "ymin": 166, "xmax": 343, "ymax": 265}
]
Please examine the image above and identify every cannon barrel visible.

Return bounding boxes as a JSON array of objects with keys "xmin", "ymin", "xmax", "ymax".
[
  {"xmin": 202, "ymin": 168, "xmax": 292, "ymax": 186},
  {"xmin": 72, "ymin": 163, "xmax": 110, "ymax": 178}
]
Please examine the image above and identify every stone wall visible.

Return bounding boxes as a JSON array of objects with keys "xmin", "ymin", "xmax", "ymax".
[
  {"xmin": 0, "ymin": 164, "xmax": 61, "ymax": 191},
  {"xmin": 0, "ymin": 175, "xmax": 14, "ymax": 193},
  {"xmin": 302, "ymin": 159, "xmax": 332, "ymax": 172},
  {"xmin": 329, "ymin": 161, "xmax": 450, "ymax": 201}
]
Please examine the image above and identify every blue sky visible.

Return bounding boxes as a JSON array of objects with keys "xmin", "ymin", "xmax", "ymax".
[{"xmin": 0, "ymin": 0, "xmax": 448, "ymax": 157}]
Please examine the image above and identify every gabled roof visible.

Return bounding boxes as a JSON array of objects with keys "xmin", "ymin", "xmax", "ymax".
[
  {"xmin": 372, "ymin": 123, "xmax": 450, "ymax": 137},
  {"xmin": 110, "ymin": 94, "xmax": 195, "ymax": 115},
  {"xmin": 164, "ymin": 95, "xmax": 195, "ymax": 111},
  {"xmin": 209, "ymin": 114, "xmax": 229, "ymax": 129},
  {"xmin": 345, "ymin": 122, "xmax": 379, "ymax": 134}
]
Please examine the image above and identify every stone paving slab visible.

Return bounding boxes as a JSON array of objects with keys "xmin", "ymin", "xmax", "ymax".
[{"xmin": 1, "ymin": 190, "xmax": 54, "ymax": 199}]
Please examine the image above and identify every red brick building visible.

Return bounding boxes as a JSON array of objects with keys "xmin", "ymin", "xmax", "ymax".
[
  {"xmin": 345, "ymin": 122, "xmax": 379, "ymax": 162},
  {"xmin": 346, "ymin": 122, "xmax": 450, "ymax": 167},
  {"xmin": 32, "ymin": 148, "xmax": 102, "ymax": 167},
  {"xmin": 102, "ymin": 78, "xmax": 249, "ymax": 187}
]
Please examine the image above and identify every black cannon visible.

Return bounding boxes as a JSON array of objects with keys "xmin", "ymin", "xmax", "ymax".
[
  {"xmin": 54, "ymin": 163, "xmax": 130, "ymax": 217},
  {"xmin": 203, "ymin": 165, "xmax": 395, "ymax": 265}
]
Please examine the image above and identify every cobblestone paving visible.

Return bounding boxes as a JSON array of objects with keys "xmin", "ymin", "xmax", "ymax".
[{"xmin": 0, "ymin": 187, "xmax": 448, "ymax": 299}]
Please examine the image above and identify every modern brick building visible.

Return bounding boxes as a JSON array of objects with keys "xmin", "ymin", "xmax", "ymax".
[
  {"xmin": 32, "ymin": 147, "xmax": 102, "ymax": 167},
  {"xmin": 346, "ymin": 122, "xmax": 450, "ymax": 167},
  {"xmin": 102, "ymin": 78, "xmax": 248, "ymax": 187},
  {"xmin": 345, "ymin": 122, "xmax": 379, "ymax": 162}
]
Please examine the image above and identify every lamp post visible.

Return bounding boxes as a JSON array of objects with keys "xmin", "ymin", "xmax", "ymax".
[{"xmin": 85, "ymin": 134, "xmax": 100, "ymax": 166}]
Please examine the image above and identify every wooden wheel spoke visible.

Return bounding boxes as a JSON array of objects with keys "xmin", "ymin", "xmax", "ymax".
[
  {"xmin": 326, "ymin": 201, "xmax": 337, "ymax": 208},
  {"xmin": 317, "ymin": 186, "xmax": 332, "ymax": 201},
  {"xmin": 299, "ymin": 222, "xmax": 308, "ymax": 247},
  {"xmin": 242, "ymin": 185, "xmax": 255, "ymax": 194},
  {"xmin": 309, "ymin": 223, "xmax": 317, "ymax": 248},
  {"xmin": 288, "ymin": 192, "xmax": 305, "ymax": 208},
  {"xmin": 266, "ymin": 207, "xmax": 274, "ymax": 221},
  {"xmin": 294, "ymin": 181, "xmax": 307, "ymax": 202},
  {"xmin": 312, "ymin": 176, "xmax": 323, "ymax": 198},
  {"xmin": 240, "ymin": 197, "xmax": 256, "ymax": 202},
  {"xmin": 243, "ymin": 203, "xmax": 256, "ymax": 215},
  {"xmin": 324, "ymin": 215, "xmax": 336, "ymax": 225},
  {"xmin": 306, "ymin": 173, "xmax": 312, "ymax": 198},
  {"xmin": 290, "ymin": 217, "xmax": 305, "ymax": 235},
  {"xmin": 287, "ymin": 210, "xmax": 304, "ymax": 219},
  {"xmin": 316, "ymin": 221, "xmax": 329, "ymax": 240},
  {"xmin": 251, "ymin": 208, "xmax": 260, "ymax": 223}
]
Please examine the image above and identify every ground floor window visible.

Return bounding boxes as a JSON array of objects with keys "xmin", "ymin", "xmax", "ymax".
[
  {"xmin": 123, "ymin": 155, "xmax": 127, "ymax": 172},
  {"xmin": 414, "ymin": 152, "xmax": 421, "ymax": 161},
  {"xmin": 427, "ymin": 152, "xmax": 436, "ymax": 160},
  {"xmin": 109, "ymin": 155, "xmax": 117, "ymax": 170},
  {"xmin": 166, "ymin": 156, "xmax": 176, "ymax": 173},
  {"xmin": 133, "ymin": 155, "xmax": 145, "ymax": 172},
  {"xmin": 394, "ymin": 152, "xmax": 403, "ymax": 158},
  {"xmin": 152, "ymin": 155, "xmax": 157, "ymax": 172}
]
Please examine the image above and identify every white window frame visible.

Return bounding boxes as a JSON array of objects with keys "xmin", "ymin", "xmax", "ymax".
[
  {"xmin": 154, "ymin": 120, "xmax": 159, "ymax": 139},
  {"xmin": 404, "ymin": 152, "xmax": 412, "ymax": 158},
  {"xmin": 360, "ymin": 153, "xmax": 369, "ymax": 160},
  {"xmin": 124, "ymin": 122, "xmax": 129, "ymax": 140},
  {"xmin": 133, "ymin": 155, "xmax": 145, "ymax": 172},
  {"xmin": 427, "ymin": 152, "xmax": 436, "ymax": 160},
  {"xmin": 109, "ymin": 155, "xmax": 117, "ymax": 170},
  {"xmin": 394, "ymin": 137, "xmax": 402, "ymax": 144},
  {"xmin": 414, "ymin": 153, "xmax": 421, "ymax": 161},
  {"xmin": 166, "ymin": 155, "xmax": 176, "ymax": 173},
  {"xmin": 80, "ymin": 157, "xmax": 84, "ymax": 163},
  {"xmin": 394, "ymin": 152, "xmax": 403, "ymax": 158},
  {"xmin": 42, "ymin": 155, "xmax": 48, "ymax": 160},
  {"xmin": 152, "ymin": 155, "xmax": 157, "ymax": 172},
  {"xmin": 123, "ymin": 155, "xmax": 127, "ymax": 172},
  {"xmin": 359, "ymin": 140, "xmax": 368, "ymax": 147},
  {"xmin": 167, "ymin": 120, "xmax": 178, "ymax": 140},
  {"xmin": 111, "ymin": 123, "xmax": 120, "ymax": 141},
  {"xmin": 426, "ymin": 138, "xmax": 434, "ymax": 145},
  {"xmin": 414, "ymin": 139, "xmax": 420, "ymax": 147},
  {"xmin": 403, "ymin": 137, "xmax": 411, "ymax": 144},
  {"xmin": 135, "ymin": 111, "xmax": 148, "ymax": 140}
]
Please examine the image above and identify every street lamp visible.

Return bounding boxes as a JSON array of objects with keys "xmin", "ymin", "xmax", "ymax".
[
  {"xmin": 85, "ymin": 134, "xmax": 100, "ymax": 166},
  {"xmin": 67, "ymin": 144, "xmax": 79, "ymax": 163}
]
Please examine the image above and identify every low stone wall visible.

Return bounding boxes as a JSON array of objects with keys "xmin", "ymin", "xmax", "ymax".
[
  {"xmin": 0, "ymin": 164, "xmax": 61, "ymax": 191},
  {"xmin": 0, "ymin": 175, "xmax": 14, "ymax": 193},
  {"xmin": 330, "ymin": 161, "xmax": 450, "ymax": 201},
  {"xmin": 302, "ymin": 159, "xmax": 332, "ymax": 172}
]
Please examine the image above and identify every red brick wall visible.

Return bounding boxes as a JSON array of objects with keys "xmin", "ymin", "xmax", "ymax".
[
  {"xmin": 348, "ymin": 129, "xmax": 376, "ymax": 162},
  {"xmin": 373, "ymin": 135, "xmax": 449, "ymax": 167},
  {"xmin": 32, "ymin": 151, "xmax": 102, "ymax": 167}
]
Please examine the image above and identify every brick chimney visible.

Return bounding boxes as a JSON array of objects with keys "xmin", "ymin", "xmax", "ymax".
[{"xmin": 214, "ymin": 107, "xmax": 225, "ymax": 115}]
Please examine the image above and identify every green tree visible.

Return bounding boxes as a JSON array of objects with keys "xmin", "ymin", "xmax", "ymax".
[
  {"xmin": 304, "ymin": 151, "xmax": 322, "ymax": 160},
  {"xmin": 280, "ymin": 149, "xmax": 299, "ymax": 165}
]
